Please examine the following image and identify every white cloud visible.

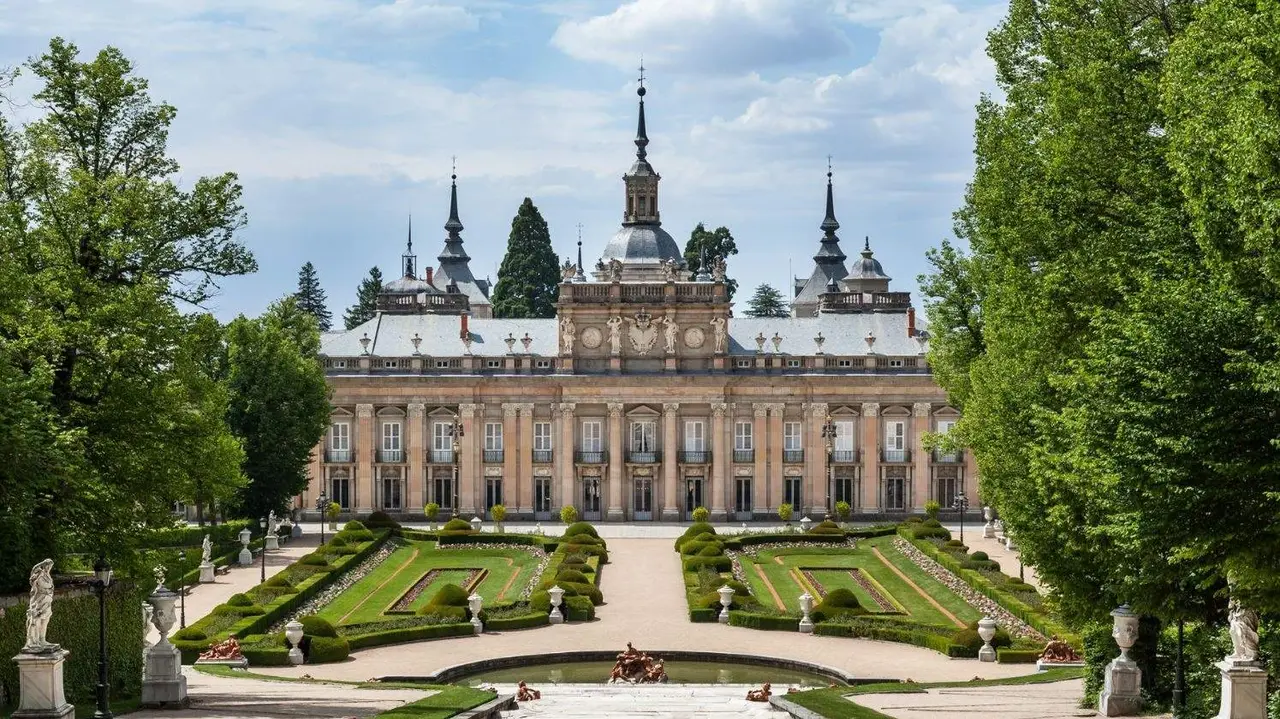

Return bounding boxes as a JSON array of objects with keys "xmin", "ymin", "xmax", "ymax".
[{"xmin": 551, "ymin": 0, "xmax": 852, "ymax": 73}]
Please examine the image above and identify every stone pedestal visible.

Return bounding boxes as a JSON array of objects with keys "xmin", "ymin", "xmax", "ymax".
[
  {"xmin": 199, "ymin": 562, "xmax": 215, "ymax": 584},
  {"xmin": 1098, "ymin": 657, "xmax": 1142, "ymax": 716},
  {"xmin": 12, "ymin": 650, "xmax": 74, "ymax": 719},
  {"xmin": 265, "ymin": 534, "xmax": 279, "ymax": 551},
  {"xmin": 983, "ymin": 521, "xmax": 995, "ymax": 539},
  {"xmin": 141, "ymin": 642, "xmax": 188, "ymax": 707},
  {"xmin": 238, "ymin": 547, "xmax": 252, "ymax": 566},
  {"xmin": 1215, "ymin": 661, "xmax": 1268, "ymax": 719},
  {"xmin": 291, "ymin": 523, "xmax": 302, "ymax": 538}
]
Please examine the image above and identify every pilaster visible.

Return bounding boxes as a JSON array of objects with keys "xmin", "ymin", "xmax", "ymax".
[
  {"xmin": 557, "ymin": 403, "xmax": 576, "ymax": 513},
  {"xmin": 767, "ymin": 403, "xmax": 786, "ymax": 513},
  {"xmin": 912, "ymin": 402, "xmax": 931, "ymax": 510},
  {"xmin": 607, "ymin": 402, "xmax": 625, "ymax": 520},
  {"xmin": 807, "ymin": 402, "xmax": 829, "ymax": 517},
  {"xmin": 355, "ymin": 403, "xmax": 374, "ymax": 513},
  {"xmin": 752, "ymin": 403, "xmax": 768, "ymax": 516},
  {"xmin": 710, "ymin": 402, "xmax": 728, "ymax": 521},
  {"xmin": 861, "ymin": 402, "xmax": 879, "ymax": 512},
  {"xmin": 407, "ymin": 402, "xmax": 425, "ymax": 515},
  {"xmin": 458, "ymin": 403, "xmax": 480, "ymax": 515},
  {"xmin": 502, "ymin": 404, "xmax": 519, "ymax": 513},
  {"xmin": 518, "ymin": 403, "xmax": 536, "ymax": 517},
  {"xmin": 661, "ymin": 403, "xmax": 679, "ymax": 520}
]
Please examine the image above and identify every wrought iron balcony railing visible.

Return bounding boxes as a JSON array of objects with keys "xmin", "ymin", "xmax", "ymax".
[
  {"xmin": 679, "ymin": 450, "xmax": 711, "ymax": 464},
  {"xmin": 732, "ymin": 449, "xmax": 755, "ymax": 463},
  {"xmin": 783, "ymin": 449, "xmax": 805, "ymax": 463}
]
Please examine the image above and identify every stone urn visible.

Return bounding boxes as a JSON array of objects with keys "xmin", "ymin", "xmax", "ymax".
[
  {"xmin": 977, "ymin": 617, "xmax": 997, "ymax": 662},
  {"xmin": 142, "ymin": 585, "xmax": 187, "ymax": 706},
  {"xmin": 548, "ymin": 585, "xmax": 565, "ymax": 624},
  {"xmin": 982, "ymin": 506, "xmax": 996, "ymax": 539},
  {"xmin": 800, "ymin": 516, "xmax": 812, "ymax": 533},
  {"xmin": 470, "ymin": 516, "xmax": 483, "ymax": 533},
  {"xmin": 468, "ymin": 593, "xmax": 484, "ymax": 635},
  {"xmin": 1099, "ymin": 604, "xmax": 1143, "ymax": 716},
  {"xmin": 285, "ymin": 620, "xmax": 304, "ymax": 665},
  {"xmin": 237, "ymin": 527, "xmax": 252, "ymax": 566},
  {"xmin": 798, "ymin": 592, "xmax": 815, "ymax": 634},
  {"xmin": 717, "ymin": 585, "xmax": 735, "ymax": 624}
]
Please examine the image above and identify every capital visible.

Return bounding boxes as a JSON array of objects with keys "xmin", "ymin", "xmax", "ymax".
[
  {"xmin": 809, "ymin": 402, "xmax": 829, "ymax": 418},
  {"xmin": 407, "ymin": 403, "xmax": 425, "ymax": 418},
  {"xmin": 517, "ymin": 402, "xmax": 536, "ymax": 415},
  {"xmin": 768, "ymin": 402, "xmax": 786, "ymax": 414},
  {"xmin": 557, "ymin": 402, "xmax": 576, "ymax": 415},
  {"xmin": 356, "ymin": 403, "xmax": 374, "ymax": 419},
  {"xmin": 458, "ymin": 403, "xmax": 480, "ymax": 418},
  {"xmin": 503, "ymin": 404, "xmax": 520, "ymax": 418},
  {"xmin": 711, "ymin": 402, "xmax": 727, "ymax": 417},
  {"xmin": 663, "ymin": 402, "xmax": 679, "ymax": 416},
  {"xmin": 862, "ymin": 402, "xmax": 880, "ymax": 417},
  {"xmin": 913, "ymin": 402, "xmax": 931, "ymax": 417},
  {"xmin": 608, "ymin": 402, "xmax": 624, "ymax": 416},
  {"xmin": 753, "ymin": 403, "xmax": 769, "ymax": 418}
]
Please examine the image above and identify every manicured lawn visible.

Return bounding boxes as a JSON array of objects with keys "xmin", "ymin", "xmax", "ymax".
[
  {"xmin": 737, "ymin": 536, "xmax": 976, "ymax": 627},
  {"xmin": 371, "ymin": 686, "xmax": 498, "ymax": 718},
  {"xmin": 317, "ymin": 539, "xmax": 543, "ymax": 626}
]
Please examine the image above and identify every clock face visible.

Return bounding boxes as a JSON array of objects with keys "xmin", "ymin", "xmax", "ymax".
[
  {"xmin": 684, "ymin": 326, "xmax": 706, "ymax": 349},
  {"xmin": 581, "ymin": 326, "xmax": 603, "ymax": 349}
]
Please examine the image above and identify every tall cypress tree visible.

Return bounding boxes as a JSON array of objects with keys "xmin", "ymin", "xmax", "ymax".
[
  {"xmin": 491, "ymin": 198, "xmax": 560, "ymax": 318},
  {"xmin": 294, "ymin": 261, "xmax": 332, "ymax": 331},
  {"xmin": 343, "ymin": 266, "xmax": 382, "ymax": 329}
]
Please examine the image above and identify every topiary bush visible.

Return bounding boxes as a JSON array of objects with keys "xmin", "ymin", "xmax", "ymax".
[
  {"xmin": 365, "ymin": 511, "xmax": 401, "ymax": 529},
  {"xmin": 971, "ymin": 551, "xmax": 989, "ymax": 561},
  {"xmin": 560, "ymin": 505, "xmax": 579, "ymax": 524},
  {"xmin": 924, "ymin": 499, "xmax": 940, "ymax": 520},
  {"xmin": 811, "ymin": 588, "xmax": 867, "ymax": 623},
  {"xmin": 442, "ymin": 517, "xmax": 473, "ymax": 532},
  {"xmin": 299, "ymin": 615, "xmax": 338, "ymax": 638},
  {"xmin": 564, "ymin": 521, "xmax": 599, "ymax": 538},
  {"xmin": 697, "ymin": 544, "xmax": 724, "ymax": 557},
  {"xmin": 674, "ymin": 522, "xmax": 716, "ymax": 551},
  {"xmin": 428, "ymin": 583, "xmax": 470, "ymax": 607},
  {"xmin": 300, "ymin": 554, "xmax": 331, "ymax": 568},
  {"xmin": 307, "ymin": 635, "xmax": 350, "ymax": 663},
  {"xmin": 343, "ymin": 520, "xmax": 367, "ymax": 531},
  {"xmin": 327, "ymin": 535, "xmax": 349, "ymax": 547},
  {"xmin": 263, "ymin": 575, "xmax": 295, "ymax": 590},
  {"xmin": 555, "ymin": 569, "xmax": 589, "ymax": 585},
  {"xmin": 227, "ymin": 593, "xmax": 254, "ymax": 607},
  {"xmin": 691, "ymin": 506, "xmax": 710, "ymax": 523},
  {"xmin": 778, "ymin": 503, "xmax": 794, "ymax": 523},
  {"xmin": 809, "ymin": 519, "xmax": 844, "ymax": 535},
  {"xmin": 490, "ymin": 504, "xmax": 507, "ymax": 523},
  {"xmin": 337, "ymin": 527, "xmax": 375, "ymax": 542},
  {"xmin": 563, "ymin": 533, "xmax": 603, "ymax": 546},
  {"xmin": 173, "ymin": 628, "xmax": 207, "ymax": 641}
]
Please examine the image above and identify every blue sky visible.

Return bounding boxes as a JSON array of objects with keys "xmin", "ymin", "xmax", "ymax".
[{"xmin": 0, "ymin": 0, "xmax": 1006, "ymax": 320}]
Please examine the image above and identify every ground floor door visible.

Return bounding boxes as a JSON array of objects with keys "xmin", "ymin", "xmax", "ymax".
[
  {"xmin": 380, "ymin": 477, "xmax": 403, "ymax": 511},
  {"xmin": 783, "ymin": 477, "xmax": 801, "ymax": 514},
  {"xmin": 684, "ymin": 476, "xmax": 704, "ymax": 520},
  {"xmin": 733, "ymin": 478, "xmax": 752, "ymax": 520},
  {"xmin": 582, "ymin": 477, "xmax": 602, "ymax": 521},
  {"xmin": 432, "ymin": 471, "xmax": 454, "ymax": 513},
  {"xmin": 632, "ymin": 477, "xmax": 654, "ymax": 521},
  {"xmin": 534, "ymin": 477, "xmax": 553, "ymax": 521},
  {"xmin": 883, "ymin": 476, "xmax": 906, "ymax": 512},
  {"xmin": 330, "ymin": 477, "xmax": 351, "ymax": 511},
  {"xmin": 485, "ymin": 478, "xmax": 504, "ymax": 517},
  {"xmin": 833, "ymin": 470, "xmax": 857, "ymax": 514}
]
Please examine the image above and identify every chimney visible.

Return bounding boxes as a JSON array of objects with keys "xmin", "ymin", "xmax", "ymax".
[
  {"xmin": 460, "ymin": 314, "xmax": 469, "ymax": 340},
  {"xmin": 425, "ymin": 266, "xmax": 434, "ymax": 287},
  {"xmin": 907, "ymin": 307, "xmax": 916, "ymax": 337}
]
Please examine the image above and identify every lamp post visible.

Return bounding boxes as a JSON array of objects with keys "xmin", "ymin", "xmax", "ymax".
[
  {"xmin": 316, "ymin": 491, "xmax": 328, "ymax": 545},
  {"xmin": 177, "ymin": 550, "xmax": 187, "ymax": 629},
  {"xmin": 450, "ymin": 421, "xmax": 465, "ymax": 518},
  {"xmin": 260, "ymin": 516, "xmax": 268, "ymax": 584},
  {"xmin": 951, "ymin": 490, "xmax": 969, "ymax": 544},
  {"xmin": 1173, "ymin": 617, "xmax": 1185, "ymax": 717},
  {"xmin": 821, "ymin": 414, "xmax": 836, "ymax": 517},
  {"xmin": 92, "ymin": 556, "xmax": 114, "ymax": 719}
]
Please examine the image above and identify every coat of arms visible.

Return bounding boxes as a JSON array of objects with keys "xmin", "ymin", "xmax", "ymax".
[{"xmin": 627, "ymin": 308, "xmax": 658, "ymax": 356}]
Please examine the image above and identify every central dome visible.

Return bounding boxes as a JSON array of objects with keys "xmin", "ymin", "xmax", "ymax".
[{"xmin": 600, "ymin": 225, "xmax": 684, "ymax": 266}]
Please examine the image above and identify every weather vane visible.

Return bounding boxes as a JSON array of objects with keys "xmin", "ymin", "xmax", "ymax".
[
  {"xmin": 827, "ymin": 154, "xmax": 833, "ymax": 175},
  {"xmin": 638, "ymin": 57, "xmax": 645, "ymax": 88},
  {"xmin": 451, "ymin": 155, "xmax": 457, "ymax": 178}
]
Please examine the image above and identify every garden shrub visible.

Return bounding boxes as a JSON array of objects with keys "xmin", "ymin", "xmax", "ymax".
[
  {"xmin": 212, "ymin": 604, "xmax": 265, "ymax": 617},
  {"xmin": 327, "ymin": 535, "xmax": 349, "ymax": 547},
  {"xmin": 693, "ymin": 531, "xmax": 718, "ymax": 543},
  {"xmin": 971, "ymin": 551, "xmax": 989, "ymax": 561},
  {"xmin": 563, "ymin": 595, "xmax": 595, "ymax": 621},
  {"xmin": 307, "ymin": 635, "xmax": 350, "ymax": 663},
  {"xmin": 961, "ymin": 557, "xmax": 1001, "ymax": 571},
  {"xmin": 674, "ymin": 522, "xmax": 716, "ymax": 550},
  {"xmin": 417, "ymin": 605, "xmax": 466, "ymax": 620},
  {"xmin": 903, "ymin": 515, "xmax": 924, "ymax": 524},
  {"xmin": 564, "ymin": 543, "xmax": 607, "ymax": 561},
  {"xmin": 442, "ymin": 517, "xmax": 473, "ymax": 532},
  {"xmin": 811, "ymin": 588, "xmax": 867, "ymax": 622},
  {"xmin": 729, "ymin": 611, "xmax": 800, "ymax": 631},
  {"xmin": 329, "ymin": 545, "xmax": 359, "ymax": 556},
  {"xmin": 910, "ymin": 523, "xmax": 951, "ymax": 540},
  {"xmin": 924, "ymin": 499, "xmax": 940, "ymax": 519},
  {"xmin": 564, "ymin": 521, "xmax": 599, "ymax": 538},
  {"xmin": 922, "ymin": 518, "xmax": 942, "ymax": 528},
  {"xmin": 951, "ymin": 621, "xmax": 1012, "ymax": 652},
  {"xmin": 300, "ymin": 554, "xmax": 331, "ymax": 567},
  {"xmin": 682, "ymin": 555, "xmax": 731, "ymax": 572},
  {"xmin": 561, "ymin": 561, "xmax": 593, "ymax": 575},
  {"xmin": 697, "ymin": 544, "xmax": 724, "ymax": 557},
  {"xmin": 228, "ymin": 593, "xmax": 253, "ymax": 607},
  {"xmin": 944, "ymin": 539, "xmax": 966, "ymax": 549},
  {"xmin": 562, "ymin": 552, "xmax": 589, "ymax": 565},
  {"xmin": 343, "ymin": 520, "xmax": 367, "ymax": 531},
  {"xmin": 365, "ymin": 511, "xmax": 401, "ymax": 529},
  {"xmin": 263, "ymin": 575, "xmax": 294, "ymax": 590},
  {"xmin": 560, "ymin": 505, "xmax": 579, "ymax": 524},
  {"xmin": 691, "ymin": 506, "xmax": 710, "ymax": 523},
  {"xmin": 530, "ymin": 590, "xmax": 550, "ymax": 613},
  {"xmin": 173, "ymin": 628, "xmax": 207, "ymax": 641},
  {"xmin": 563, "ymin": 533, "xmax": 603, "ymax": 546},
  {"xmin": 996, "ymin": 648, "xmax": 1043, "ymax": 664},
  {"xmin": 337, "ymin": 527, "xmax": 375, "ymax": 542},
  {"xmin": 428, "ymin": 583, "xmax": 471, "ymax": 607},
  {"xmin": 299, "ymin": 615, "xmax": 339, "ymax": 638},
  {"xmin": 555, "ymin": 569, "xmax": 589, "ymax": 585}
]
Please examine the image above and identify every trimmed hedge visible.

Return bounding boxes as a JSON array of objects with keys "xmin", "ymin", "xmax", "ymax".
[
  {"xmin": 814, "ymin": 618, "xmax": 969, "ymax": 657},
  {"xmin": 997, "ymin": 648, "xmax": 1043, "ymax": 664},
  {"xmin": 309, "ymin": 635, "xmax": 351, "ymax": 663},
  {"xmin": 437, "ymin": 533, "xmax": 544, "ymax": 547},
  {"xmin": 299, "ymin": 615, "xmax": 338, "ymax": 638},
  {"xmin": 146, "ymin": 519, "xmax": 253, "ymax": 548},
  {"xmin": 441, "ymin": 517, "xmax": 474, "ymax": 532},
  {"xmin": 723, "ymin": 533, "xmax": 847, "ymax": 550},
  {"xmin": 681, "ymin": 555, "xmax": 731, "ymax": 572},
  {"xmin": 365, "ymin": 511, "xmax": 401, "ymax": 529},
  {"xmin": 346, "ymin": 621, "xmax": 475, "ymax": 649},
  {"xmin": 728, "ymin": 610, "xmax": 800, "ymax": 632},
  {"xmin": 486, "ymin": 613, "xmax": 550, "ymax": 631},
  {"xmin": 563, "ymin": 595, "xmax": 595, "ymax": 621},
  {"xmin": 564, "ymin": 521, "xmax": 599, "ymax": 538},
  {"xmin": 847, "ymin": 524, "xmax": 899, "ymax": 539}
]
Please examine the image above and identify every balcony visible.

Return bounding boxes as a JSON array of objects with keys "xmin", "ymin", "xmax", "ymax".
[
  {"xmin": 881, "ymin": 448, "xmax": 911, "ymax": 463},
  {"xmin": 679, "ymin": 450, "xmax": 711, "ymax": 464},
  {"xmin": 533, "ymin": 449, "xmax": 554, "ymax": 464},
  {"xmin": 483, "ymin": 449, "xmax": 505, "ymax": 463},
  {"xmin": 627, "ymin": 450, "xmax": 660, "ymax": 464},
  {"xmin": 325, "ymin": 449, "xmax": 352, "ymax": 463},
  {"xmin": 575, "ymin": 450, "xmax": 608, "ymax": 464},
  {"xmin": 429, "ymin": 449, "xmax": 455, "ymax": 464},
  {"xmin": 831, "ymin": 449, "xmax": 859, "ymax": 464},
  {"xmin": 932, "ymin": 449, "xmax": 963, "ymax": 464},
  {"xmin": 733, "ymin": 449, "xmax": 755, "ymax": 463},
  {"xmin": 377, "ymin": 449, "xmax": 404, "ymax": 463},
  {"xmin": 783, "ymin": 449, "xmax": 805, "ymax": 463}
]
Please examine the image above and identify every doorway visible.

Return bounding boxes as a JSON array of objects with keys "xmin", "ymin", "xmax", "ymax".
[
  {"xmin": 632, "ymin": 477, "xmax": 654, "ymax": 521},
  {"xmin": 582, "ymin": 477, "xmax": 602, "ymax": 521},
  {"xmin": 685, "ymin": 476, "xmax": 704, "ymax": 520},
  {"xmin": 733, "ymin": 478, "xmax": 752, "ymax": 521}
]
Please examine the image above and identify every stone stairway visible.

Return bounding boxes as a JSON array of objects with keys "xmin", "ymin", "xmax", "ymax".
[{"xmin": 491, "ymin": 684, "xmax": 791, "ymax": 718}]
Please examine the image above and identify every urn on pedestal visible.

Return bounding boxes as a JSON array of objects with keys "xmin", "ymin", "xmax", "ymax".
[
  {"xmin": 141, "ymin": 586, "xmax": 188, "ymax": 707},
  {"xmin": 468, "ymin": 593, "xmax": 484, "ymax": 634},
  {"xmin": 1099, "ymin": 605, "xmax": 1143, "ymax": 716},
  {"xmin": 798, "ymin": 592, "xmax": 815, "ymax": 634},
  {"xmin": 237, "ymin": 527, "xmax": 252, "ymax": 566},
  {"xmin": 717, "ymin": 586, "xmax": 735, "ymax": 624},
  {"xmin": 977, "ymin": 617, "xmax": 998, "ymax": 662},
  {"xmin": 548, "ymin": 585, "xmax": 565, "ymax": 624},
  {"xmin": 285, "ymin": 621, "xmax": 305, "ymax": 665}
]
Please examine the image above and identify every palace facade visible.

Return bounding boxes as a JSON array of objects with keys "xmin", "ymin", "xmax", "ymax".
[{"xmin": 300, "ymin": 83, "xmax": 973, "ymax": 522}]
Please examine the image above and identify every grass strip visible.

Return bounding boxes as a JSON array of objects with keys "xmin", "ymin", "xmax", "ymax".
[{"xmin": 370, "ymin": 685, "xmax": 498, "ymax": 718}]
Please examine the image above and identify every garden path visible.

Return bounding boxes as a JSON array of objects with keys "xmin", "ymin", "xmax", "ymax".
[
  {"xmin": 250, "ymin": 538, "xmax": 1041, "ymax": 686},
  {"xmin": 849, "ymin": 678, "xmax": 1114, "ymax": 718}
]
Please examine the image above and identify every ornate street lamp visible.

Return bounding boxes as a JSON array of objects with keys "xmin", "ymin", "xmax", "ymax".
[
  {"xmin": 821, "ymin": 414, "xmax": 836, "ymax": 516},
  {"xmin": 177, "ymin": 550, "xmax": 187, "ymax": 629},
  {"xmin": 951, "ymin": 490, "xmax": 970, "ymax": 544},
  {"xmin": 315, "ymin": 491, "xmax": 328, "ymax": 545},
  {"xmin": 450, "ymin": 421, "xmax": 465, "ymax": 517},
  {"xmin": 92, "ymin": 556, "xmax": 114, "ymax": 719}
]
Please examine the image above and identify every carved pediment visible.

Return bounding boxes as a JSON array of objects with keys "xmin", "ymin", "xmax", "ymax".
[{"xmin": 626, "ymin": 405, "xmax": 661, "ymax": 418}]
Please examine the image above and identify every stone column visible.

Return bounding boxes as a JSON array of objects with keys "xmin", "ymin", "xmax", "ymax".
[
  {"xmin": 912, "ymin": 402, "xmax": 931, "ymax": 510},
  {"xmin": 607, "ymin": 402, "xmax": 625, "ymax": 521},
  {"xmin": 355, "ymin": 403, "xmax": 374, "ymax": 513},
  {"xmin": 500, "ymin": 404, "xmax": 519, "ymax": 515},
  {"xmin": 661, "ymin": 403, "xmax": 680, "ymax": 521},
  {"xmin": 752, "ymin": 403, "xmax": 768, "ymax": 516},
  {"xmin": 768, "ymin": 403, "xmax": 785, "ymax": 513},
  {"xmin": 407, "ymin": 402, "xmax": 425, "ymax": 516},
  {"xmin": 557, "ymin": 403, "xmax": 576, "ymax": 513},
  {"xmin": 807, "ymin": 403, "xmax": 829, "ymax": 517},
  {"xmin": 458, "ymin": 403, "xmax": 479, "ymax": 515},
  {"xmin": 710, "ymin": 402, "xmax": 728, "ymax": 522},
  {"xmin": 860, "ymin": 402, "xmax": 879, "ymax": 512},
  {"xmin": 518, "ymin": 403, "xmax": 536, "ymax": 518}
]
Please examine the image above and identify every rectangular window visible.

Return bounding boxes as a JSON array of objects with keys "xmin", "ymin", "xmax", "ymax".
[
  {"xmin": 330, "ymin": 477, "xmax": 351, "ymax": 510},
  {"xmin": 484, "ymin": 422, "xmax": 503, "ymax": 451},
  {"xmin": 434, "ymin": 359, "xmax": 450, "ymax": 368},
  {"xmin": 835, "ymin": 420, "xmax": 855, "ymax": 452},
  {"xmin": 534, "ymin": 422, "xmax": 553, "ymax": 451},
  {"xmin": 330, "ymin": 359, "xmax": 347, "ymax": 369},
  {"xmin": 836, "ymin": 358, "xmax": 853, "ymax": 367},
  {"xmin": 381, "ymin": 475, "xmax": 402, "ymax": 510},
  {"xmin": 383, "ymin": 359, "xmax": 399, "ymax": 369},
  {"xmin": 330, "ymin": 422, "xmax": 350, "ymax": 451},
  {"xmin": 433, "ymin": 471, "xmax": 454, "ymax": 510},
  {"xmin": 784, "ymin": 422, "xmax": 802, "ymax": 451},
  {"xmin": 684, "ymin": 420, "xmax": 706, "ymax": 452},
  {"xmin": 784, "ymin": 477, "xmax": 802, "ymax": 509},
  {"xmin": 888, "ymin": 358, "xmax": 904, "ymax": 368},
  {"xmin": 630, "ymin": 421, "xmax": 656, "ymax": 452},
  {"xmin": 886, "ymin": 421, "xmax": 906, "ymax": 451},
  {"xmin": 382, "ymin": 421, "xmax": 401, "ymax": 451},
  {"xmin": 581, "ymin": 420, "xmax": 603, "ymax": 452},
  {"xmin": 735, "ymin": 358, "xmax": 752, "ymax": 368},
  {"xmin": 432, "ymin": 422, "xmax": 452, "ymax": 451},
  {"xmin": 535, "ymin": 359, "xmax": 552, "ymax": 369},
  {"xmin": 734, "ymin": 421, "xmax": 753, "ymax": 451},
  {"xmin": 787, "ymin": 358, "xmax": 802, "ymax": 368},
  {"xmin": 486, "ymin": 359, "xmax": 502, "ymax": 369}
]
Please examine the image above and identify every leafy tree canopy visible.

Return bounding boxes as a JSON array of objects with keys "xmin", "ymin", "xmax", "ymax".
[
  {"xmin": 744, "ymin": 283, "xmax": 789, "ymax": 318},
  {"xmin": 683, "ymin": 223, "xmax": 738, "ymax": 301}
]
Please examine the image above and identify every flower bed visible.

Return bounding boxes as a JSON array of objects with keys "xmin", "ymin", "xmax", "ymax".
[
  {"xmin": 388, "ymin": 568, "xmax": 484, "ymax": 613},
  {"xmin": 265, "ymin": 538, "xmax": 401, "ymax": 634},
  {"xmin": 800, "ymin": 568, "xmax": 897, "ymax": 613}
]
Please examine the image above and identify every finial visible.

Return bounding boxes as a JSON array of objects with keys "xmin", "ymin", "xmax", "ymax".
[
  {"xmin": 407, "ymin": 213, "xmax": 413, "ymax": 253},
  {"xmin": 451, "ymin": 155, "xmax": 457, "ymax": 181},
  {"xmin": 827, "ymin": 154, "xmax": 833, "ymax": 180},
  {"xmin": 821, "ymin": 159, "xmax": 840, "ymax": 235},
  {"xmin": 638, "ymin": 57, "xmax": 646, "ymax": 95},
  {"xmin": 445, "ymin": 165, "xmax": 464, "ymax": 234},
  {"xmin": 574, "ymin": 229, "xmax": 586, "ymax": 282},
  {"xmin": 864, "ymin": 236, "xmax": 871, "ymax": 252}
]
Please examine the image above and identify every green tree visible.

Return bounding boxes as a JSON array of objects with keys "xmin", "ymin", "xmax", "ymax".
[
  {"xmin": 743, "ymin": 283, "xmax": 789, "ymax": 317},
  {"xmin": 294, "ymin": 261, "xmax": 332, "ymax": 331},
  {"xmin": 224, "ymin": 297, "xmax": 330, "ymax": 522},
  {"xmin": 0, "ymin": 38, "xmax": 255, "ymax": 587},
  {"xmin": 343, "ymin": 266, "xmax": 382, "ymax": 329},
  {"xmin": 683, "ymin": 223, "xmax": 739, "ymax": 301},
  {"xmin": 491, "ymin": 198, "xmax": 560, "ymax": 318}
]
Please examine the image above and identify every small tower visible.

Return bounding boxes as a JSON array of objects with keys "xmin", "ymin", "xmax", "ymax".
[
  {"xmin": 792, "ymin": 160, "xmax": 850, "ymax": 317},
  {"xmin": 433, "ymin": 165, "xmax": 493, "ymax": 317}
]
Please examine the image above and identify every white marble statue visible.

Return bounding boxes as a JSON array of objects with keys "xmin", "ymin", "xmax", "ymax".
[
  {"xmin": 662, "ymin": 258, "xmax": 678, "ymax": 282},
  {"xmin": 268, "ymin": 510, "xmax": 278, "ymax": 535},
  {"xmin": 606, "ymin": 315, "xmax": 623, "ymax": 355},
  {"xmin": 560, "ymin": 317, "xmax": 576, "ymax": 354},
  {"xmin": 712, "ymin": 255, "xmax": 727, "ymax": 282},
  {"xmin": 709, "ymin": 316, "xmax": 727, "ymax": 353},
  {"xmin": 561, "ymin": 258, "xmax": 576, "ymax": 281},
  {"xmin": 607, "ymin": 258, "xmax": 623, "ymax": 282},
  {"xmin": 23, "ymin": 559, "xmax": 56, "ymax": 653},
  {"xmin": 1228, "ymin": 595, "xmax": 1260, "ymax": 662},
  {"xmin": 662, "ymin": 314, "xmax": 679, "ymax": 354},
  {"xmin": 153, "ymin": 564, "xmax": 166, "ymax": 592},
  {"xmin": 201, "ymin": 534, "xmax": 213, "ymax": 565}
]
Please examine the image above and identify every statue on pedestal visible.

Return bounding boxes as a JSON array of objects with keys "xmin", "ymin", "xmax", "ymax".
[
  {"xmin": 560, "ymin": 317, "xmax": 576, "ymax": 354},
  {"xmin": 607, "ymin": 642, "xmax": 668, "ymax": 684},
  {"xmin": 606, "ymin": 315, "xmax": 623, "ymax": 356},
  {"xmin": 201, "ymin": 535, "xmax": 213, "ymax": 565},
  {"xmin": 268, "ymin": 510, "xmax": 278, "ymax": 535},
  {"xmin": 1228, "ymin": 595, "xmax": 1260, "ymax": 663},
  {"xmin": 661, "ymin": 314, "xmax": 679, "ymax": 355},
  {"xmin": 712, "ymin": 256, "xmax": 728, "ymax": 283},
  {"xmin": 23, "ymin": 559, "xmax": 56, "ymax": 654},
  {"xmin": 709, "ymin": 316, "xmax": 727, "ymax": 354}
]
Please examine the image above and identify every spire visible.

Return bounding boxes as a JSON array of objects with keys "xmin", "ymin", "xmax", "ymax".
[
  {"xmin": 813, "ymin": 158, "xmax": 846, "ymax": 263},
  {"xmin": 821, "ymin": 155, "xmax": 839, "ymax": 234},
  {"xmin": 863, "ymin": 236, "xmax": 871, "ymax": 254},
  {"xmin": 635, "ymin": 61, "xmax": 649, "ymax": 161},
  {"xmin": 402, "ymin": 214, "xmax": 416, "ymax": 278},
  {"xmin": 445, "ymin": 158, "xmax": 463, "ymax": 235},
  {"xmin": 574, "ymin": 236, "xmax": 586, "ymax": 283}
]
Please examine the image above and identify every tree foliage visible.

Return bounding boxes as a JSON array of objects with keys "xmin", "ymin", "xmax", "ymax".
[
  {"xmin": 743, "ymin": 283, "xmax": 789, "ymax": 318},
  {"xmin": 491, "ymin": 198, "xmax": 560, "ymax": 318},
  {"xmin": 294, "ymin": 261, "xmax": 332, "ymax": 331},
  {"xmin": 921, "ymin": 0, "xmax": 1280, "ymax": 625},
  {"xmin": 343, "ymin": 266, "xmax": 382, "ymax": 329},
  {"xmin": 683, "ymin": 223, "xmax": 738, "ymax": 301},
  {"xmin": 0, "ymin": 38, "xmax": 255, "ymax": 588}
]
